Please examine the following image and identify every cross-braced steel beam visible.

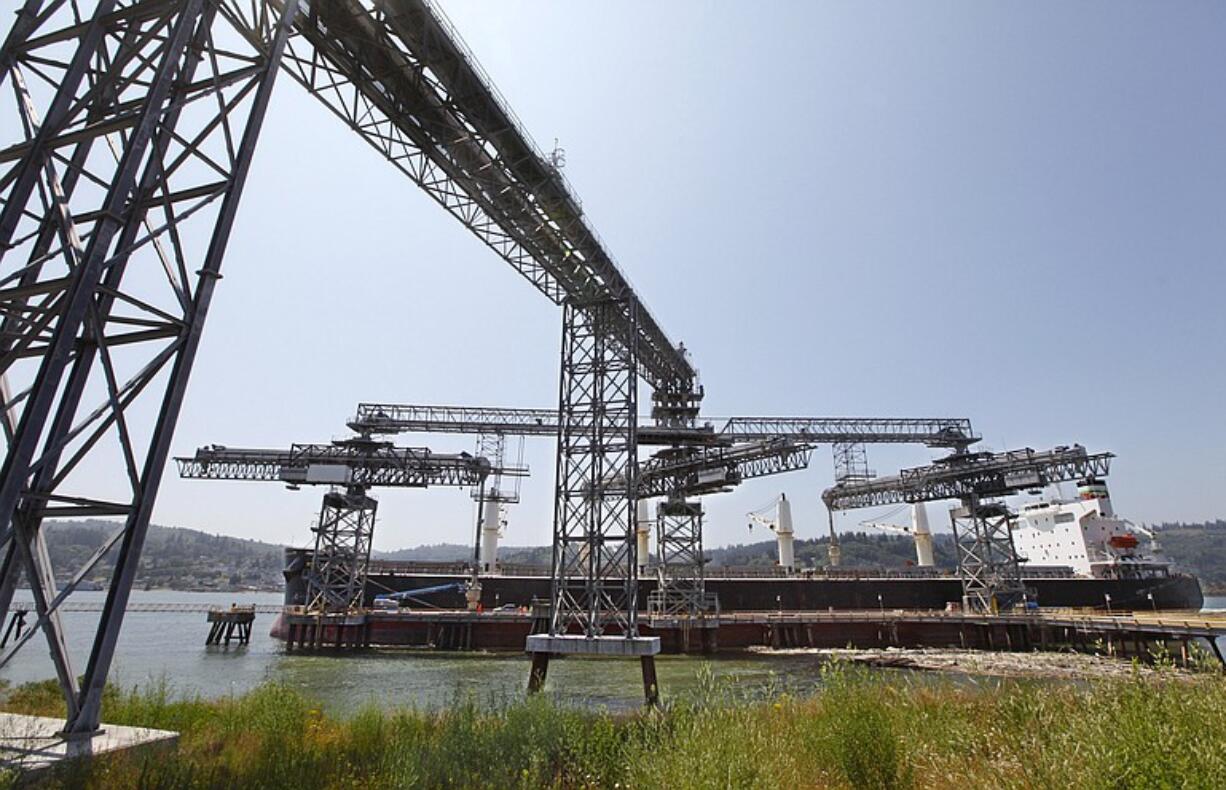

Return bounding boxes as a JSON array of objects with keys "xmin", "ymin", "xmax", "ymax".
[
  {"xmin": 832, "ymin": 442, "xmax": 875, "ymax": 483},
  {"xmin": 0, "ymin": 0, "xmax": 300, "ymax": 734},
  {"xmin": 175, "ymin": 439, "xmax": 501, "ymax": 488},
  {"xmin": 471, "ymin": 432, "xmax": 522, "ymax": 505},
  {"xmin": 821, "ymin": 446, "xmax": 1114, "ymax": 511},
  {"xmin": 549, "ymin": 298, "xmax": 639, "ymax": 638}
]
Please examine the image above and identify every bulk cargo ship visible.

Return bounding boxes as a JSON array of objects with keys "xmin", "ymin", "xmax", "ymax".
[{"xmin": 281, "ymin": 484, "xmax": 1202, "ymax": 614}]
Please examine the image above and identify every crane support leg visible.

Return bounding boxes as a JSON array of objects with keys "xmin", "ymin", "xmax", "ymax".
[
  {"xmin": 951, "ymin": 498, "xmax": 1027, "ymax": 612},
  {"xmin": 650, "ymin": 498, "xmax": 713, "ymax": 616},
  {"xmin": 306, "ymin": 487, "xmax": 378, "ymax": 613}
]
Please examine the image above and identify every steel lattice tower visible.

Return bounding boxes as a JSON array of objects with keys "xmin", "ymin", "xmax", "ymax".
[
  {"xmin": 306, "ymin": 487, "xmax": 379, "ymax": 612},
  {"xmin": 547, "ymin": 298, "xmax": 640, "ymax": 638},
  {"xmin": 650, "ymin": 498, "xmax": 709, "ymax": 616},
  {"xmin": 950, "ymin": 498, "xmax": 1027, "ymax": 613},
  {"xmin": 0, "ymin": 0, "xmax": 300, "ymax": 734}
]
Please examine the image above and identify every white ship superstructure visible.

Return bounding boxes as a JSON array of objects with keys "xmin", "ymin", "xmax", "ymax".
[{"xmin": 1011, "ymin": 481, "xmax": 1168, "ymax": 579}]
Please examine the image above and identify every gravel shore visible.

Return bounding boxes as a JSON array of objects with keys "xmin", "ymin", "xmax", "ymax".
[{"xmin": 750, "ymin": 645, "xmax": 1205, "ymax": 679}]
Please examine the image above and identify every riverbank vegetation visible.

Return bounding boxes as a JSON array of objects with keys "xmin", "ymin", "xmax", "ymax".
[{"xmin": 2, "ymin": 662, "xmax": 1224, "ymax": 788}]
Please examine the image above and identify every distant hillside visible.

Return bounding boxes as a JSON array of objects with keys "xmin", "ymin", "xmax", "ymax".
[
  {"xmin": 707, "ymin": 532, "xmax": 957, "ymax": 569},
  {"xmin": 376, "ymin": 534, "xmax": 955, "ymax": 570},
  {"xmin": 377, "ymin": 543, "xmax": 551, "ymax": 566},
  {"xmin": 1153, "ymin": 521, "xmax": 1226, "ymax": 594},
  {"xmin": 376, "ymin": 543, "xmax": 472, "ymax": 562},
  {"xmin": 40, "ymin": 520, "xmax": 284, "ymax": 592}
]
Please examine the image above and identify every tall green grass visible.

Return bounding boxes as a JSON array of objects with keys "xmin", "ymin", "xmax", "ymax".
[{"xmin": 2, "ymin": 662, "xmax": 1224, "ymax": 789}]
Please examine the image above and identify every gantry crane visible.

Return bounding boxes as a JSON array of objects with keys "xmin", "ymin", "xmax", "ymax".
[
  {"xmin": 823, "ymin": 446, "xmax": 1113, "ymax": 612},
  {"xmin": 349, "ymin": 401, "xmax": 977, "ymax": 612},
  {"xmin": 175, "ymin": 437, "xmax": 525, "ymax": 612}
]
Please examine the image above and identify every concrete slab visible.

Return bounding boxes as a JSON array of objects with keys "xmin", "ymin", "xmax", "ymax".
[
  {"xmin": 526, "ymin": 634, "xmax": 661, "ymax": 656},
  {"xmin": 0, "ymin": 712, "xmax": 177, "ymax": 778}
]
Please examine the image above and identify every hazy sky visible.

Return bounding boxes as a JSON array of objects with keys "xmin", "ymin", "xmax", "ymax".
[{"xmin": 153, "ymin": 1, "xmax": 1226, "ymax": 553}]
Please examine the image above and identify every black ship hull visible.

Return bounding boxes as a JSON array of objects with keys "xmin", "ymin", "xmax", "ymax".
[{"xmin": 285, "ymin": 551, "xmax": 1204, "ymax": 612}]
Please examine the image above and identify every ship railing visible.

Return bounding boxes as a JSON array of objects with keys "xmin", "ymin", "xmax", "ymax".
[{"xmin": 367, "ymin": 560, "xmax": 474, "ymax": 576}]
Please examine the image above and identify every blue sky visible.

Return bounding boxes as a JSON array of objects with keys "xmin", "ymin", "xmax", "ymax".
[{"xmin": 156, "ymin": 1, "xmax": 1226, "ymax": 552}]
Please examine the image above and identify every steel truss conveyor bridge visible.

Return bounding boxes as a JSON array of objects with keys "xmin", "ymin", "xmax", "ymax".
[
  {"xmin": 823, "ymin": 446, "xmax": 1114, "ymax": 613},
  {"xmin": 175, "ymin": 438, "xmax": 525, "ymax": 613}
]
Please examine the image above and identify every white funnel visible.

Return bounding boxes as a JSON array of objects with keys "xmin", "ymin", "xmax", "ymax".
[
  {"xmin": 911, "ymin": 503, "xmax": 935, "ymax": 567},
  {"xmin": 776, "ymin": 494, "xmax": 795, "ymax": 572},
  {"xmin": 479, "ymin": 498, "xmax": 501, "ymax": 573}
]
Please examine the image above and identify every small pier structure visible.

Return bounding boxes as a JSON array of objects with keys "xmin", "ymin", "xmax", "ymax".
[{"xmin": 205, "ymin": 605, "xmax": 256, "ymax": 646}]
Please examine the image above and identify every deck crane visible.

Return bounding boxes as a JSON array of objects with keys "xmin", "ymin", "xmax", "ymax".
[
  {"xmin": 746, "ymin": 494, "xmax": 797, "ymax": 572},
  {"xmin": 823, "ymin": 445, "xmax": 1114, "ymax": 612},
  {"xmin": 175, "ymin": 437, "xmax": 526, "ymax": 613},
  {"xmin": 470, "ymin": 432, "xmax": 524, "ymax": 575},
  {"xmin": 860, "ymin": 504, "xmax": 937, "ymax": 567}
]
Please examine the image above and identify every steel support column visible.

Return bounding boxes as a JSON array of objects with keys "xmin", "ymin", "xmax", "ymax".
[{"xmin": 546, "ymin": 298, "xmax": 639, "ymax": 638}]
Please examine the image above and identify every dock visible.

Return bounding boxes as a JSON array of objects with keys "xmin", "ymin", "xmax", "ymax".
[{"xmin": 270, "ymin": 607, "xmax": 1226, "ymax": 666}]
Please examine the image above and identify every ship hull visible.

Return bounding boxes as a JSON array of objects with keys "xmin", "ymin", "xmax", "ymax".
[
  {"xmin": 285, "ymin": 551, "xmax": 1204, "ymax": 612},
  {"xmin": 357, "ymin": 571, "xmax": 1203, "ymax": 612}
]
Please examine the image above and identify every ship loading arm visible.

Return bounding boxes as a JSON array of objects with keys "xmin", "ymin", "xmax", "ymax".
[
  {"xmin": 176, "ymin": 437, "xmax": 526, "ymax": 613},
  {"xmin": 824, "ymin": 446, "xmax": 1114, "ymax": 611}
]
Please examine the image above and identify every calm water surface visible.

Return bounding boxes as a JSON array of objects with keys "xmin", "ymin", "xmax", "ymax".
[
  {"xmin": 3, "ymin": 591, "xmax": 1222, "ymax": 714},
  {"xmin": 0, "ymin": 591, "xmax": 843, "ymax": 713}
]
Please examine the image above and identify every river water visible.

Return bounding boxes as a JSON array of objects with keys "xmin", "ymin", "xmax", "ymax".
[{"xmin": 2, "ymin": 591, "xmax": 1223, "ymax": 714}]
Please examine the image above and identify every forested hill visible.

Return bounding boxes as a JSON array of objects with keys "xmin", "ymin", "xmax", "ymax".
[
  {"xmin": 706, "ymin": 532, "xmax": 957, "ymax": 569},
  {"xmin": 377, "ymin": 535, "xmax": 960, "ymax": 570},
  {"xmin": 1152, "ymin": 521, "xmax": 1226, "ymax": 594},
  {"xmin": 40, "ymin": 520, "xmax": 284, "ymax": 592},
  {"xmin": 377, "ymin": 543, "xmax": 552, "ymax": 566}
]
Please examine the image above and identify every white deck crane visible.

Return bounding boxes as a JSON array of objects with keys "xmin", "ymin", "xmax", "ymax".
[
  {"xmin": 861, "ymin": 504, "xmax": 936, "ymax": 567},
  {"xmin": 747, "ymin": 494, "xmax": 797, "ymax": 572}
]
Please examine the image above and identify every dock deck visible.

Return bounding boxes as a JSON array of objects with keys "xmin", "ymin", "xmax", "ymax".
[{"xmin": 271, "ymin": 607, "xmax": 1226, "ymax": 663}]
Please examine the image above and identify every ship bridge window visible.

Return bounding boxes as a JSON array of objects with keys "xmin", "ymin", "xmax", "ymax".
[{"xmin": 1055, "ymin": 513, "xmax": 1075, "ymax": 524}]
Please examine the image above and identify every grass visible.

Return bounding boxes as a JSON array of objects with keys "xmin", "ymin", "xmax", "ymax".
[{"xmin": 1, "ymin": 661, "xmax": 1224, "ymax": 789}]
